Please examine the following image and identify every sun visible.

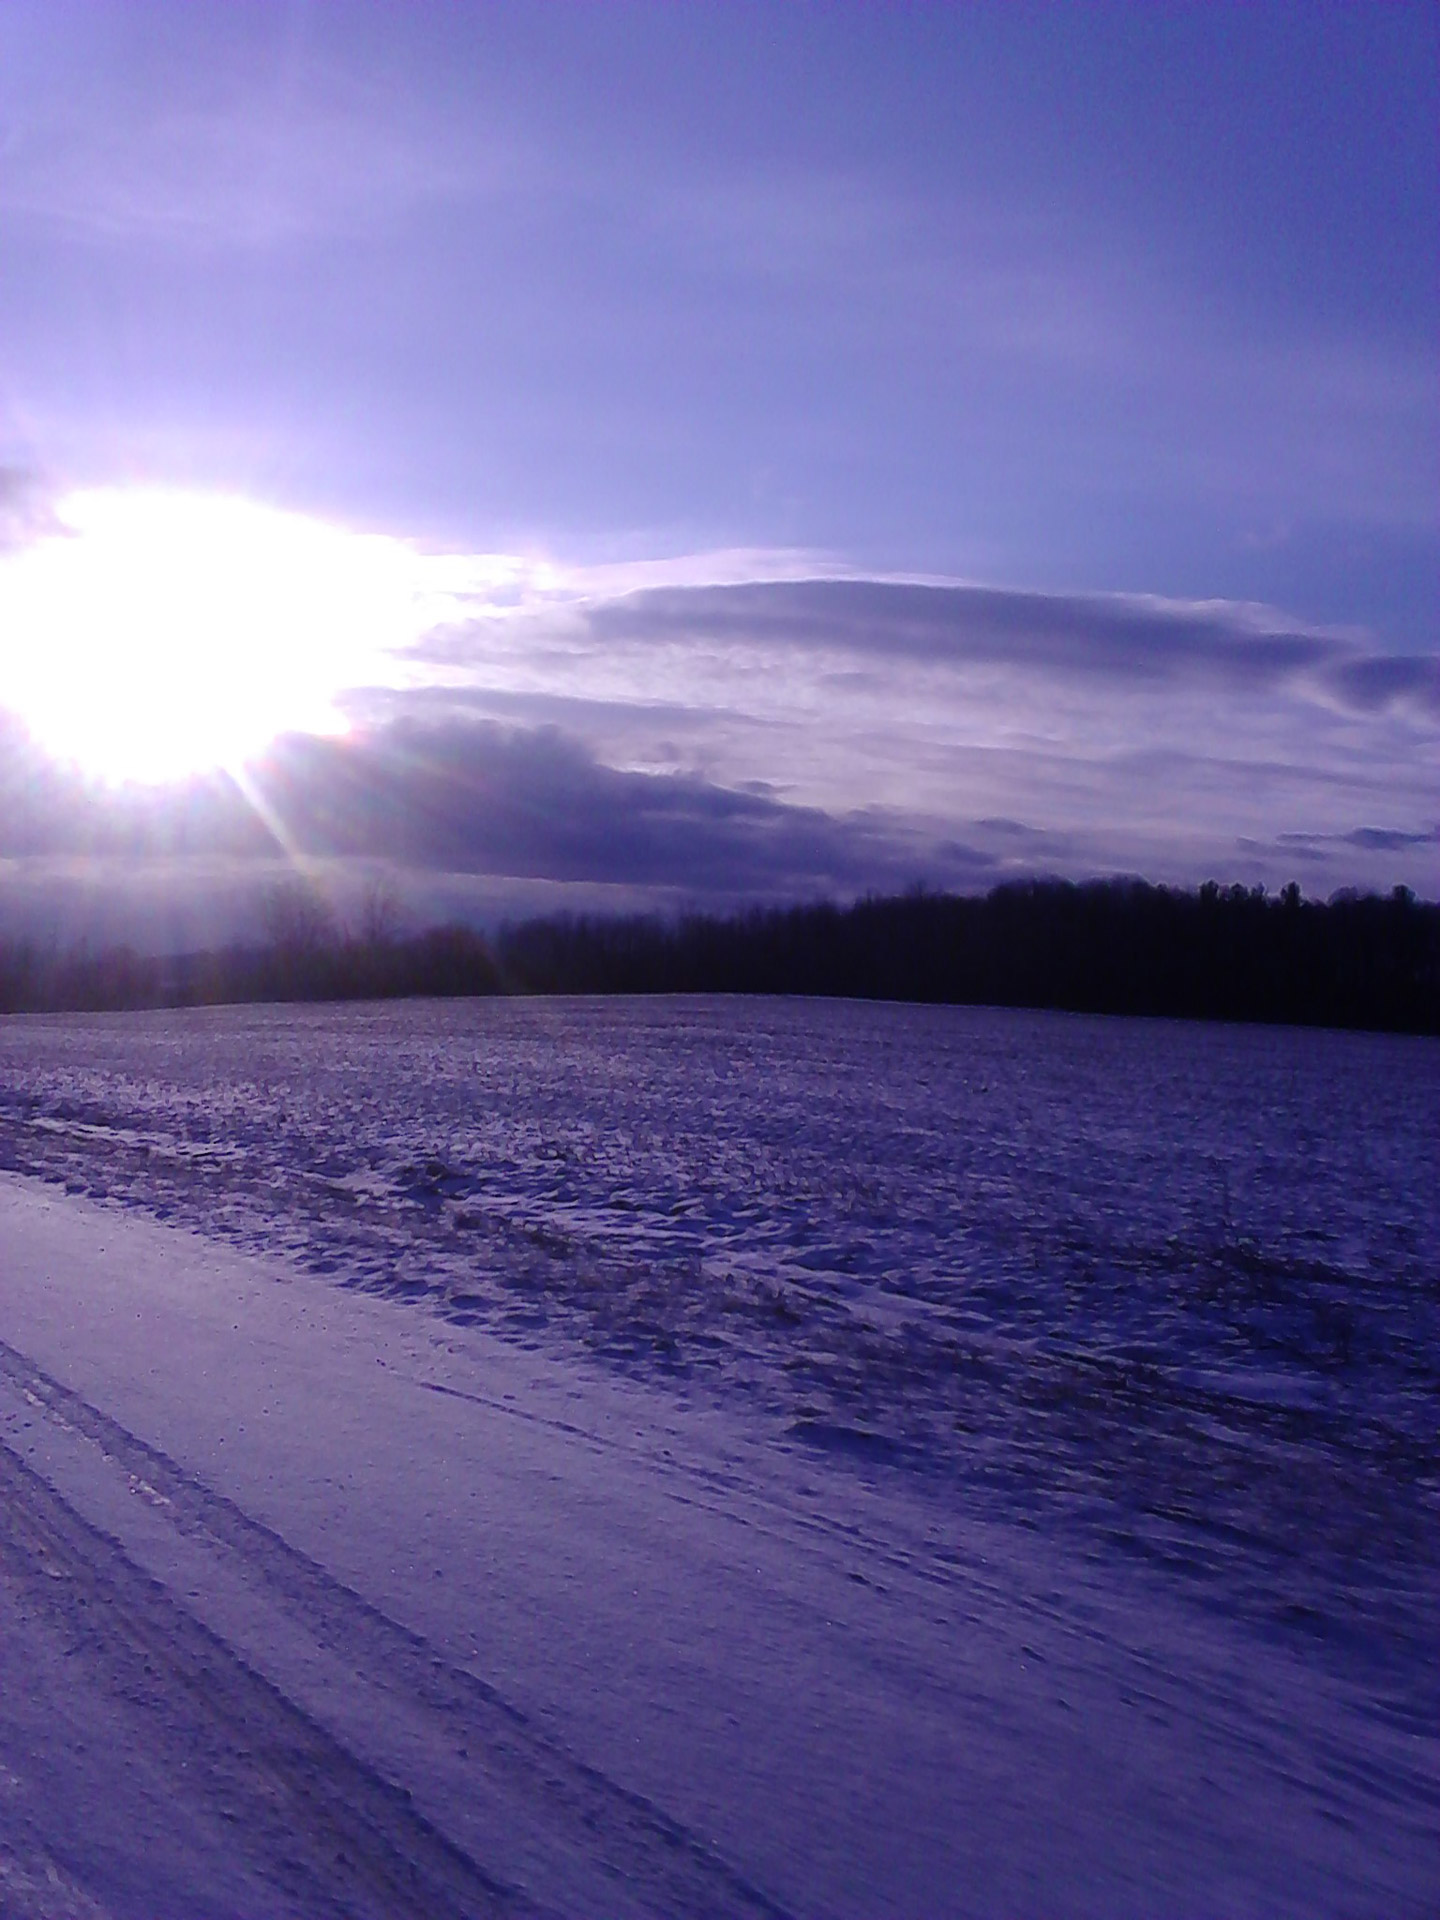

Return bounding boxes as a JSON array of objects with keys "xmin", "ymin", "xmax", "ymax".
[{"xmin": 0, "ymin": 487, "xmax": 437, "ymax": 783}]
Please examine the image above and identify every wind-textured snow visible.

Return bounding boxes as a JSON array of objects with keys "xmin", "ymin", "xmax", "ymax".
[{"xmin": 0, "ymin": 996, "xmax": 1436, "ymax": 1915}]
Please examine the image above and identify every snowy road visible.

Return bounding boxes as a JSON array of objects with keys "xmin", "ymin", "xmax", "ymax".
[{"xmin": 0, "ymin": 1170, "xmax": 1434, "ymax": 1917}]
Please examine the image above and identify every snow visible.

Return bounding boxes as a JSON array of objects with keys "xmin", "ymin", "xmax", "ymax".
[{"xmin": 1, "ymin": 1168, "xmax": 1434, "ymax": 1918}]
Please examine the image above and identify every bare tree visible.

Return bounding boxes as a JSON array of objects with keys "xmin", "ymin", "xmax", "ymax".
[
  {"xmin": 261, "ymin": 876, "xmax": 337, "ymax": 956},
  {"xmin": 358, "ymin": 873, "xmax": 403, "ymax": 948}
]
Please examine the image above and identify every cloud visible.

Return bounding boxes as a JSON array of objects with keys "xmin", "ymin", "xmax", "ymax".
[
  {"xmin": 0, "ymin": 711, "xmax": 992, "ymax": 904},
  {"xmin": 2, "ymin": 538, "xmax": 1435, "ymax": 944},
  {"xmin": 2, "ymin": 695, "xmax": 1433, "ymax": 953},
  {"xmin": 415, "ymin": 579, "xmax": 1437, "ymax": 842},
  {"xmin": 1342, "ymin": 827, "xmax": 1436, "ymax": 852},
  {"xmin": 369, "ymin": 566, "xmax": 1440, "ymax": 904},
  {"xmin": 419, "ymin": 562, "xmax": 1438, "ymax": 724},
  {"xmin": 1260, "ymin": 825, "xmax": 1439, "ymax": 866},
  {"xmin": 0, "ymin": 82, "xmax": 497, "ymax": 249},
  {"xmin": 1328, "ymin": 655, "xmax": 1440, "ymax": 718},
  {"xmin": 581, "ymin": 576, "xmax": 1403, "ymax": 702},
  {"xmin": 257, "ymin": 719, "xmax": 998, "ymax": 897}
]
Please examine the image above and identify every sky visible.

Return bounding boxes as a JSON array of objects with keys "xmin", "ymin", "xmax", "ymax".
[{"xmin": 0, "ymin": 0, "xmax": 1435, "ymax": 948}]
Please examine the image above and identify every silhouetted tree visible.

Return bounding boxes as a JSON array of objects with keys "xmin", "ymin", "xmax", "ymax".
[{"xmin": 2, "ymin": 880, "xmax": 1436, "ymax": 1031}]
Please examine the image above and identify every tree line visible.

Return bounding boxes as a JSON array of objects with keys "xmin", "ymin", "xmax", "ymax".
[{"xmin": 1, "ymin": 878, "xmax": 1435, "ymax": 1035}]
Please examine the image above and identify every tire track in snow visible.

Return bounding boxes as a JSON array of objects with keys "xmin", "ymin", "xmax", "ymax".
[
  {"xmin": 0, "ymin": 1338, "xmax": 793, "ymax": 1920},
  {"xmin": 0, "ymin": 1433, "xmax": 537, "ymax": 1920}
]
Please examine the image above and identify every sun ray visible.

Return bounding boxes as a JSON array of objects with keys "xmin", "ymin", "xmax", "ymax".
[{"xmin": 225, "ymin": 762, "xmax": 306, "ymax": 867}]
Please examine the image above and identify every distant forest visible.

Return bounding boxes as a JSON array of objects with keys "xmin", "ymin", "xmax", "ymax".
[{"xmin": 0, "ymin": 879, "xmax": 1436, "ymax": 1035}]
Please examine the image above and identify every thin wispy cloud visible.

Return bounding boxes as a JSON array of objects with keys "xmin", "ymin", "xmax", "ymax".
[{"xmin": 0, "ymin": 108, "xmax": 465, "ymax": 247}]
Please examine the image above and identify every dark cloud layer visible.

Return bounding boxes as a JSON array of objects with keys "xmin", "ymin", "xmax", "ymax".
[
  {"xmin": 2, "ymin": 692, "xmax": 1432, "ymax": 953},
  {"xmin": 581, "ymin": 578, "xmax": 1434, "ymax": 715},
  {"xmin": 1279, "ymin": 826, "xmax": 1437, "ymax": 854},
  {"xmin": 261, "ymin": 719, "xmax": 989, "ymax": 895},
  {"xmin": 1329, "ymin": 654, "xmax": 1440, "ymax": 717},
  {"xmin": 0, "ymin": 711, "xmax": 993, "ymax": 903}
]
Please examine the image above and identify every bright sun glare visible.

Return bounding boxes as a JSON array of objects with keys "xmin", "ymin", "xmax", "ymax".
[{"xmin": 0, "ymin": 488, "xmax": 442, "ymax": 783}]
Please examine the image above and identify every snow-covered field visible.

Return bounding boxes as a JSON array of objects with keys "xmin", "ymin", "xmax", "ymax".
[{"xmin": 0, "ymin": 998, "xmax": 1435, "ymax": 1915}]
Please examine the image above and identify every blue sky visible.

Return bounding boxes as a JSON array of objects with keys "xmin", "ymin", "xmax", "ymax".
[{"xmin": 0, "ymin": 2, "xmax": 1434, "ymax": 943}]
